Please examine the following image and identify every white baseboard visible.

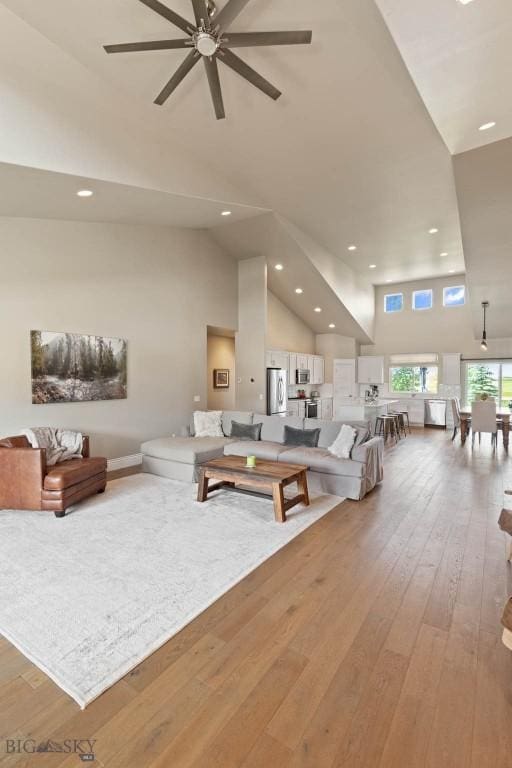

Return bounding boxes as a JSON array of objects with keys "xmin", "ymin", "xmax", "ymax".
[{"xmin": 107, "ymin": 453, "xmax": 143, "ymax": 472}]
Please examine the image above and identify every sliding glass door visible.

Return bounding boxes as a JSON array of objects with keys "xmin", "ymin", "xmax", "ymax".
[
  {"xmin": 503, "ymin": 364, "xmax": 512, "ymax": 407},
  {"xmin": 464, "ymin": 361, "xmax": 512, "ymax": 408}
]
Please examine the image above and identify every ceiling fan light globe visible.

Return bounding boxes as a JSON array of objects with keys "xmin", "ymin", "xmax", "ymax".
[{"xmin": 196, "ymin": 32, "xmax": 219, "ymax": 56}]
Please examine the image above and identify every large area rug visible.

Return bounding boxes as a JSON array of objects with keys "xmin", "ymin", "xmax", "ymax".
[{"xmin": 0, "ymin": 474, "xmax": 343, "ymax": 708}]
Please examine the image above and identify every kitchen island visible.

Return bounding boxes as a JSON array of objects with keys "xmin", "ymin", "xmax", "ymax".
[{"xmin": 335, "ymin": 399, "xmax": 399, "ymax": 433}]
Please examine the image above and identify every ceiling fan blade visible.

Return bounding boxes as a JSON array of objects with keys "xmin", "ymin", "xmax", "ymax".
[
  {"xmin": 154, "ymin": 50, "xmax": 201, "ymax": 105},
  {"xmin": 104, "ymin": 39, "xmax": 191, "ymax": 53},
  {"xmin": 219, "ymin": 48, "xmax": 281, "ymax": 100},
  {"xmin": 191, "ymin": 0, "xmax": 209, "ymax": 27},
  {"xmin": 213, "ymin": 0, "xmax": 252, "ymax": 32},
  {"xmin": 138, "ymin": 0, "xmax": 195, "ymax": 34},
  {"xmin": 204, "ymin": 56, "xmax": 225, "ymax": 119},
  {"xmin": 222, "ymin": 31, "xmax": 312, "ymax": 48}
]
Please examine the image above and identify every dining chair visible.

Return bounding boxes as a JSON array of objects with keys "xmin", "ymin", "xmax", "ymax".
[
  {"xmin": 451, "ymin": 397, "xmax": 470, "ymax": 441},
  {"xmin": 451, "ymin": 398, "xmax": 461, "ymax": 441},
  {"xmin": 471, "ymin": 399, "xmax": 498, "ymax": 448}
]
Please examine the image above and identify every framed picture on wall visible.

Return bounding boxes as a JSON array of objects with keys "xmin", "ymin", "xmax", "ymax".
[
  {"xmin": 30, "ymin": 330, "xmax": 127, "ymax": 404},
  {"xmin": 213, "ymin": 369, "xmax": 230, "ymax": 389}
]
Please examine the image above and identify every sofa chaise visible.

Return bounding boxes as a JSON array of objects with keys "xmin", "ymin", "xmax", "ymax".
[{"xmin": 141, "ymin": 412, "xmax": 383, "ymax": 501}]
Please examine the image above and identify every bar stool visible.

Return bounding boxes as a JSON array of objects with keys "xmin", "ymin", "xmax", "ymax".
[
  {"xmin": 399, "ymin": 410, "xmax": 411, "ymax": 434},
  {"xmin": 390, "ymin": 411, "xmax": 407, "ymax": 438},
  {"xmin": 391, "ymin": 413, "xmax": 402, "ymax": 440},
  {"xmin": 375, "ymin": 414, "xmax": 399, "ymax": 444}
]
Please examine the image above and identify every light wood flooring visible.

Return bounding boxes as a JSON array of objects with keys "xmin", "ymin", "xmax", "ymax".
[{"xmin": 2, "ymin": 429, "xmax": 512, "ymax": 767}]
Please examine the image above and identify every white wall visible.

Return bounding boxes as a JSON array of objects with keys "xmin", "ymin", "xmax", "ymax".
[
  {"xmin": 315, "ymin": 334, "xmax": 359, "ymax": 384},
  {"xmin": 266, "ymin": 291, "xmax": 315, "ymax": 353},
  {"xmin": 362, "ymin": 274, "xmax": 512, "ymax": 356},
  {"xmin": 207, "ymin": 335, "xmax": 236, "ymax": 411},
  {"xmin": 361, "ymin": 274, "xmax": 512, "ymax": 386},
  {"xmin": 0, "ymin": 218, "xmax": 238, "ymax": 458},
  {"xmin": 236, "ymin": 257, "xmax": 267, "ymax": 413}
]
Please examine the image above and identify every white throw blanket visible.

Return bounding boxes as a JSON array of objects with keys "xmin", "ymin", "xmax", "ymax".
[{"xmin": 21, "ymin": 428, "xmax": 83, "ymax": 466}]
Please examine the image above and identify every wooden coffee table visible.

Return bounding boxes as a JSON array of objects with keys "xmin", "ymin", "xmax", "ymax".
[{"xmin": 197, "ymin": 456, "xmax": 310, "ymax": 523}]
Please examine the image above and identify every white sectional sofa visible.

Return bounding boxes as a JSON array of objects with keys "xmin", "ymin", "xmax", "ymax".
[{"xmin": 141, "ymin": 411, "xmax": 384, "ymax": 501}]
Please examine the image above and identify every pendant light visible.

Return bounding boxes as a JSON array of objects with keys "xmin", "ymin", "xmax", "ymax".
[{"xmin": 481, "ymin": 301, "xmax": 489, "ymax": 351}]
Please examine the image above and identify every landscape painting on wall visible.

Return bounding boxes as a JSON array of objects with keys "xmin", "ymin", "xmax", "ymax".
[{"xmin": 31, "ymin": 330, "xmax": 127, "ymax": 404}]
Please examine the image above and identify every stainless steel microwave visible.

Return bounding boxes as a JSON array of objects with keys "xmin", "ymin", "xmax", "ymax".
[{"xmin": 296, "ymin": 369, "xmax": 310, "ymax": 384}]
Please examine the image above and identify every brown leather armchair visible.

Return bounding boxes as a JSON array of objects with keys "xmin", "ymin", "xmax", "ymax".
[{"xmin": 0, "ymin": 435, "xmax": 107, "ymax": 518}]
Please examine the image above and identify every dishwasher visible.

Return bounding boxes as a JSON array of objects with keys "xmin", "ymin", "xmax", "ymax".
[{"xmin": 424, "ymin": 399, "xmax": 447, "ymax": 427}]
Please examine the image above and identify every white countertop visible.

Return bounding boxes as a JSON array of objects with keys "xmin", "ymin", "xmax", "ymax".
[
  {"xmin": 338, "ymin": 399, "xmax": 399, "ymax": 409},
  {"xmin": 363, "ymin": 399, "xmax": 399, "ymax": 408}
]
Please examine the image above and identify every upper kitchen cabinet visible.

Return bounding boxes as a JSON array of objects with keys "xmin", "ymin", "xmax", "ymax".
[
  {"xmin": 266, "ymin": 350, "xmax": 290, "ymax": 370},
  {"xmin": 266, "ymin": 349, "xmax": 324, "ymax": 384},
  {"xmin": 297, "ymin": 353, "xmax": 309, "ymax": 371},
  {"xmin": 312, "ymin": 356, "xmax": 325, "ymax": 385},
  {"xmin": 357, "ymin": 356, "xmax": 385, "ymax": 384},
  {"xmin": 288, "ymin": 353, "xmax": 297, "ymax": 383},
  {"xmin": 442, "ymin": 353, "xmax": 461, "ymax": 387}
]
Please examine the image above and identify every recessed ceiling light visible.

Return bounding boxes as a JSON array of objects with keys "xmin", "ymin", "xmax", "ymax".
[
  {"xmin": 295, "ymin": 288, "xmax": 303, "ymax": 294},
  {"xmin": 448, "ymin": 269, "xmax": 456, "ymax": 274},
  {"xmin": 314, "ymin": 307, "xmax": 322, "ymax": 313},
  {"xmin": 329, "ymin": 324, "xmax": 336, "ymax": 329},
  {"xmin": 369, "ymin": 264, "xmax": 377, "ymax": 269},
  {"xmin": 440, "ymin": 252, "xmax": 448, "ymax": 257},
  {"xmin": 275, "ymin": 264, "xmax": 284, "ymax": 271},
  {"xmin": 221, "ymin": 210, "xmax": 232, "ymax": 216},
  {"xmin": 386, "ymin": 279, "xmax": 393, "ymax": 283},
  {"xmin": 348, "ymin": 245, "xmax": 357, "ymax": 251},
  {"xmin": 479, "ymin": 121, "xmax": 496, "ymax": 132},
  {"xmin": 77, "ymin": 190, "xmax": 93, "ymax": 198},
  {"xmin": 457, "ymin": 0, "xmax": 475, "ymax": 5},
  {"xmin": 428, "ymin": 228, "xmax": 439, "ymax": 234}
]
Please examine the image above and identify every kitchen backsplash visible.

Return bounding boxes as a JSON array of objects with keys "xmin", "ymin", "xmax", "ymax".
[{"xmin": 288, "ymin": 383, "xmax": 334, "ymax": 399}]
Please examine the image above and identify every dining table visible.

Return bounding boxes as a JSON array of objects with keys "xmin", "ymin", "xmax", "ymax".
[{"xmin": 459, "ymin": 407, "xmax": 511, "ymax": 448}]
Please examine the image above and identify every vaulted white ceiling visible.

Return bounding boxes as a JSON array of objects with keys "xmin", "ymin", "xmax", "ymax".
[
  {"xmin": 1, "ymin": 0, "xmax": 511, "ymax": 341},
  {"xmin": 0, "ymin": 162, "xmax": 268, "ymax": 227},
  {"xmin": 0, "ymin": 0, "xmax": 465, "ymax": 287},
  {"xmin": 375, "ymin": 0, "xmax": 512, "ymax": 155},
  {"xmin": 454, "ymin": 137, "xmax": 512, "ymax": 340}
]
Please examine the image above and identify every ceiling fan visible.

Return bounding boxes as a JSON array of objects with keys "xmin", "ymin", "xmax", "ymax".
[{"xmin": 104, "ymin": 0, "xmax": 312, "ymax": 119}]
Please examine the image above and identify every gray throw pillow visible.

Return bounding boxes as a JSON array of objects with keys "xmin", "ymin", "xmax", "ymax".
[
  {"xmin": 230, "ymin": 421, "xmax": 262, "ymax": 441},
  {"xmin": 284, "ymin": 425, "xmax": 321, "ymax": 448}
]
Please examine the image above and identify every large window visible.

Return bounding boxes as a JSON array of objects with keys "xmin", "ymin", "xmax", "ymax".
[
  {"xmin": 464, "ymin": 361, "xmax": 512, "ymax": 407},
  {"xmin": 389, "ymin": 365, "xmax": 439, "ymax": 394}
]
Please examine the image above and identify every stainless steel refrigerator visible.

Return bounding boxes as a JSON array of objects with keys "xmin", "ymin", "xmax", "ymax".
[{"xmin": 267, "ymin": 368, "xmax": 288, "ymax": 416}]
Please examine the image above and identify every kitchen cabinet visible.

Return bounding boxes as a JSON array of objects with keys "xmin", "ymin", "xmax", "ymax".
[
  {"xmin": 442, "ymin": 353, "xmax": 461, "ymax": 387},
  {"xmin": 334, "ymin": 358, "xmax": 357, "ymax": 403},
  {"xmin": 287, "ymin": 400, "xmax": 306, "ymax": 418},
  {"xmin": 266, "ymin": 350, "xmax": 289, "ymax": 370},
  {"xmin": 297, "ymin": 353, "xmax": 308, "ymax": 371},
  {"xmin": 335, "ymin": 400, "xmax": 399, "ymax": 433},
  {"xmin": 357, "ymin": 356, "xmax": 385, "ymax": 385},
  {"xmin": 266, "ymin": 349, "xmax": 324, "ymax": 385},
  {"xmin": 288, "ymin": 352, "xmax": 297, "ymax": 383},
  {"xmin": 396, "ymin": 398, "xmax": 424, "ymax": 426},
  {"xmin": 312, "ymin": 356, "xmax": 325, "ymax": 385},
  {"xmin": 320, "ymin": 398, "xmax": 333, "ymax": 420}
]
